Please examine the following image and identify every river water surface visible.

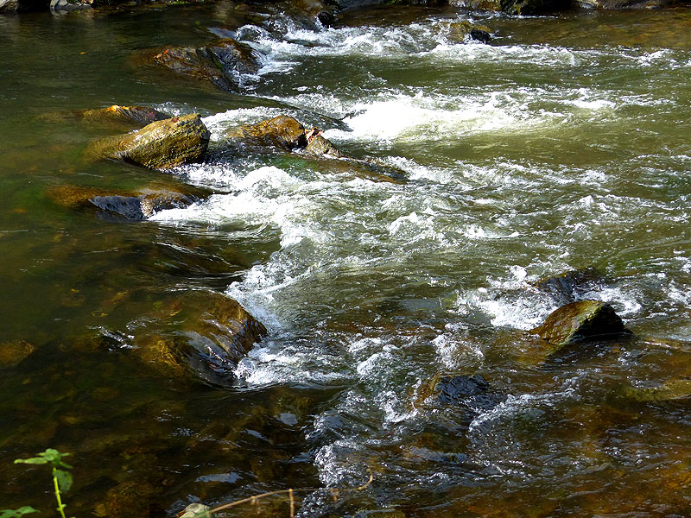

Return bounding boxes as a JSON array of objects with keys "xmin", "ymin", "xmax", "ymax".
[{"xmin": 1, "ymin": 4, "xmax": 691, "ymax": 517}]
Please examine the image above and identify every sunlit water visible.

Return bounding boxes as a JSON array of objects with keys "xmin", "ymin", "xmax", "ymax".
[{"xmin": 1, "ymin": 4, "xmax": 690, "ymax": 517}]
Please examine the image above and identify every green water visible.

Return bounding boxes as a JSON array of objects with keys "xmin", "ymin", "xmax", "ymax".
[{"xmin": 1, "ymin": 4, "xmax": 691, "ymax": 517}]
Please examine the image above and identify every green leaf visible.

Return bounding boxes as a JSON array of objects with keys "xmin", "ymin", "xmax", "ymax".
[
  {"xmin": 54, "ymin": 470, "xmax": 73, "ymax": 493},
  {"xmin": 14, "ymin": 458, "xmax": 48, "ymax": 465},
  {"xmin": 0, "ymin": 507, "xmax": 39, "ymax": 518}
]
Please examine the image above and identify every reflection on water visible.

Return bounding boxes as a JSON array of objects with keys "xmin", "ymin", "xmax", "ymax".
[{"xmin": 0, "ymin": 3, "xmax": 690, "ymax": 517}]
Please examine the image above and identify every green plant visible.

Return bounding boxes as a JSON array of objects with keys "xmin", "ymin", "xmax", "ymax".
[
  {"xmin": 14, "ymin": 449, "xmax": 74, "ymax": 518},
  {"xmin": 0, "ymin": 507, "xmax": 39, "ymax": 518}
]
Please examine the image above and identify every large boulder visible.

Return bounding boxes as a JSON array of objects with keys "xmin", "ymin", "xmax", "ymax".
[
  {"xmin": 225, "ymin": 115, "xmax": 308, "ymax": 151},
  {"xmin": 87, "ymin": 113, "xmax": 210, "ymax": 170},
  {"xmin": 150, "ymin": 38, "xmax": 261, "ymax": 92},
  {"xmin": 531, "ymin": 300, "xmax": 630, "ymax": 351}
]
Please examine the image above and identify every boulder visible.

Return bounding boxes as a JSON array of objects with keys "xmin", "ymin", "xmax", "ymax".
[
  {"xmin": 78, "ymin": 105, "xmax": 170, "ymax": 128},
  {"xmin": 50, "ymin": 0, "xmax": 92, "ymax": 11},
  {"xmin": 531, "ymin": 300, "xmax": 631, "ymax": 351},
  {"xmin": 47, "ymin": 184, "xmax": 203, "ymax": 220},
  {"xmin": 447, "ymin": 21, "xmax": 492, "ymax": 44},
  {"xmin": 225, "ymin": 115, "xmax": 307, "ymax": 152},
  {"xmin": 87, "ymin": 113, "xmax": 210, "ymax": 170},
  {"xmin": 150, "ymin": 38, "xmax": 261, "ymax": 92},
  {"xmin": 0, "ymin": 340, "xmax": 36, "ymax": 368}
]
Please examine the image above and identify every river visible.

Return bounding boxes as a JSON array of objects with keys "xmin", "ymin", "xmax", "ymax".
[{"xmin": 1, "ymin": 3, "xmax": 690, "ymax": 516}]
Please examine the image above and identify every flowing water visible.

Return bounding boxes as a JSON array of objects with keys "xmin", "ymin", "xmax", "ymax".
[{"xmin": 1, "ymin": 3, "xmax": 691, "ymax": 516}]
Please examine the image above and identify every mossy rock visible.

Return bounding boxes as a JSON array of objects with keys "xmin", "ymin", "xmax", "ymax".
[
  {"xmin": 87, "ymin": 113, "xmax": 210, "ymax": 170},
  {"xmin": 225, "ymin": 115, "xmax": 308, "ymax": 152},
  {"xmin": 531, "ymin": 300, "xmax": 631, "ymax": 352}
]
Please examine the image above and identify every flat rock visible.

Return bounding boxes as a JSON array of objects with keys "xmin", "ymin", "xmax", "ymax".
[
  {"xmin": 78, "ymin": 105, "xmax": 170, "ymax": 128},
  {"xmin": 87, "ymin": 113, "xmax": 210, "ymax": 170},
  {"xmin": 531, "ymin": 300, "xmax": 630, "ymax": 351}
]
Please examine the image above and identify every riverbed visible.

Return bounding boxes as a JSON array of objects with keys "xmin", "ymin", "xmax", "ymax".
[{"xmin": 1, "ymin": 3, "xmax": 690, "ymax": 516}]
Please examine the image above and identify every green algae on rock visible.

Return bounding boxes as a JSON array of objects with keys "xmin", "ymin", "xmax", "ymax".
[
  {"xmin": 621, "ymin": 379, "xmax": 691, "ymax": 403},
  {"xmin": 87, "ymin": 114, "xmax": 210, "ymax": 170},
  {"xmin": 531, "ymin": 300, "xmax": 630, "ymax": 351}
]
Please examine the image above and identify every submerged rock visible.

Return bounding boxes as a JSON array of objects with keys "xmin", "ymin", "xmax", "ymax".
[
  {"xmin": 447, "ymin": 21, "xmax": 492, "ymax": 44},
  {"xmin": 47, "ymin": 184, "xmax": 203, "ymax": 220},
  {"xmin": 622, "ymin": 379, "xmax": 691, "ymax": 403},
  {"xmin": 131, "ymin": 290, "xmax": 267, "ymax": 385},
  {"xmin": 225, "ymin": 115, "xmax": 308, "ymax": 151},
  {"xmin": 0, "ymin": 340, "xmax": 36, "ymax": 368},
  {"xmin": 149, "ymin": 38, "xmax": 261, "ymax": 92},
  {"xmin": 104, "ymin": 481, "xmax": 156, "ymax": 518},
  {"xmin": 531, "ymin": 300, "xmax": 630, "ymax": 351},
  {"xmin": 87, "ymin": 113, "xmax": 210, "ymax": 170},
  {"xmin": 417, "ymin": 373, "xmax": 506, "ymax": 417},
  {"xmin": 78, "ymin": 105, "xmax": 170, "ymax": 127}
]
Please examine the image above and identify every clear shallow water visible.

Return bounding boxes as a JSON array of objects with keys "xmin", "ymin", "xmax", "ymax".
[{"xmin": 1, "ymin": 4, "xmax": 691, "ymax": 517}]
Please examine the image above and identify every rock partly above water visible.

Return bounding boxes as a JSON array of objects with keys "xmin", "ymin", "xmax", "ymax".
[
  {"xmin": 148, "ymin": 38, "xmax": 261, "ymax": 92},
  {"xmin": 78, "ymin": 105, "xmax": 170, "ymax": 128},
  {"xmin": 225, "ymin": 115, "xmax": 308, "ymax": 151},
  {"xmin": 531, "ymin": 300, "xmax": 630, "ymax": 352},
  {"xmin": 87, "ymin": 114, "xmax": 210, "ymax": 170},
  {"xmin": 532, "ymin": 267, "xmax": 605, "ymax": 305},
  {"xmin": 47, "ymin": 184, "xmax": 204, "ymax": 220},
  {"xmin": 447, "ymin": 20, "xmax": 492, "ymax": 44}
]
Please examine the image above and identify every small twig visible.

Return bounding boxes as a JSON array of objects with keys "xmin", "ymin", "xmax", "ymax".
[{"xmin": 289, "ymin": 489, "xmax": 295, "ymax": 518}]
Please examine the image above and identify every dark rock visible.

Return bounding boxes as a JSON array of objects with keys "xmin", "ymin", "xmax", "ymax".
[
  {"xmin": 50, "ymin": 0, "xmax": 91, "ymax": 12},
  {"xmin": 532, "ymin": 267, "xmax": 604, "ymax": 305},
  {"xmin": 225, "ymin": 115, "xmax": 307, "ymax": 152},
  {"xmin": 531, "ymin": 300, "xmax": 631, "ymax": 350},
  {"xmin": 289, "ymin": 0, "xmax": 336, "ymax": 28},
  {"xmin": 0, "ymin": 340, "xmax": 36, "ymax": 368},
  {"xmin": 447, "ymin": 21, "xmax": 492, "ymax": 44},
  {"xmin": 0, "ymin": 0, "xmax": 19, "ymax": 12},
  {"xmin": 435, "ymin": 374, "xmax": 507, "ymax": 411},
  {"xmin": 150, "ymin": 38, "xmax": 261, "ymax": 92},
  {"xmin": 47, "ymin": 185, "xmax": 203, "ymax": 220},
  {"xmin": 87, "ymin": 113, "xmax": 210, "ymax": 170}
]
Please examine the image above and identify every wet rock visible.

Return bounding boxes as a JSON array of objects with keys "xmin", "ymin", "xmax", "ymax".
[
  {"xmin": 531, "ymin": 300, "xmax": 631, "ymax": 351},
  {"xmin": 104, "ymin": 481, "xmax": 156, "ymax": 518},
  {"xmin": 289, "ymin": 0, "xmax": 336, "ymax": 27},
  {"xmin": 225, "ymin": 115, "xmax": 308, "ymax": 152},
  {"xmin": 305, "ymin": 134, "xmax": 344, "ymax": 158},
  {"xmin": 50, "ymin": 0, "xmax": 91, "ymax": 11},
  {"xmin": 447, "ymin": 21, "xmax": 492, "ymax": 44},
  {"xmin": 87, "ymin": 113, "xmax": 210, "ymax": 170},
  {"xmin": 0, "ymin": 340, "xmax": 36, "ymax": 368},
  {"xmin": 78, "ymin": 105, "xmax": 170, "ymax": 128},
  {"xmin": 0, "ymin": 0, "xmax": 19, "ymax": 12},
  {"xmin": 417, "ymin": 373, "xmax": 506, "ymax": 416},
  {"xmin": 130, "ymin": 290, "xmax": 267, "ymax": 385},
  {"xmin": 532, "ymin": 267, "xmax": 605, "ymax": 305},
  {"xmin": 622, "ymin": 379, "xmax": 691, "ymax": 403},
  {"xmin": 149, "ymin": 38, "xmax": 261, "ymax": 92},
  {"xmin": 47, "ymin": 185, "xmax": 202, "ymax": 220},
  {"xmin": 450, "ymin": 0, "xmax": 570, "ymax": 13}
]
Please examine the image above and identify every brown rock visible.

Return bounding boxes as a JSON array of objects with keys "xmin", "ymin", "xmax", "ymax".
[
  {"xmin": 78, "ymin": 105, "xmax": 170, "ymax": 127},
  {"xmin": 225, "ymin": 115, "xmax": 308, "ymax": 151},
  {"xmin": 87, "ymin": 113, "xmax": 210, "ymax": 170},
  {"xmin": 0, "ymin": 340, "xmax": 36, "ymax": 368}
]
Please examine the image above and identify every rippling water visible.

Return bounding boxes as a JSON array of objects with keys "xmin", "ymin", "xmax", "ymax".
[{"xmin": 1, "ymin": 4, "xmax": 690, "ymax": 517}]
